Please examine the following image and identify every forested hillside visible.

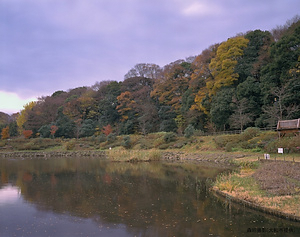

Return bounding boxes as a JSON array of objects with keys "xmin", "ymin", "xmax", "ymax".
[{"xmin": 1, "ymin": 17, "xmax": 300, "ymax": 139}]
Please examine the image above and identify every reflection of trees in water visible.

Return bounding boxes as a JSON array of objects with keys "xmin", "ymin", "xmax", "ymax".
[{"xmin": 1, "ymin": 158, "xmax": 238, "ymax": 236}]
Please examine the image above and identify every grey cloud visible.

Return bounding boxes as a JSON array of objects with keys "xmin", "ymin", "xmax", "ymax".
[{"xmin": 1, "ymin": 0, "xmax": 300, "ymax": 98}]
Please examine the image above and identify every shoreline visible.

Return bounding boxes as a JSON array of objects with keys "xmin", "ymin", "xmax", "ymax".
[
  {"xmin": 0, "ymin": 150, "xmax": 107, "ymax": 158},
  {"xmin": 211, "ymin": 187, "xmax": 300, "ymax": 222},
  {"xmin": 0, "ymin": 149, "xmax": 247, "ymax": 161}
]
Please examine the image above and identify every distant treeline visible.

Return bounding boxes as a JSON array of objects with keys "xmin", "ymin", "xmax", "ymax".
[{"xmin": 1, "ymin": 17, "xmax": 300, "ymax": 139}]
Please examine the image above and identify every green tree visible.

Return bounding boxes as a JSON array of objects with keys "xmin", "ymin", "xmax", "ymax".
[
  {"xmin": 236, "ymin": 76, "xmax": 262, "ymax": 122},
  {"xmin": 260, "ymin": 21, "xmax": 300, "ymax": 102},
  {"xmin": 38, "ymin": 124, "xmax": 52, "ymax": 138},
  {"xmin": 9, "ymin": 121, "xmax": 18, "ymax": 137},
  {"xmin": 184, "ymin": 124, "xmax": 195, "ymax": 138},
  {"xmin": 96, "ymin": 81, "xmax": 121, "ymax": 127},
  {"xmin": 235, "ymin": 30, "xmax": 272, "ymax": 82},
  {"xmin": 55, "ymin": 114, "xmax": 76, "ymax": 138},
  {"xmin": 79, "ymin": 119, "xmax": 96, "ymax": 137},
  {"xmin": 210, "ymin": 88, "xmax": 235, "ymax": 130},
  {"xmin": 158, "ymin": 106, "xmax": 177, "ymax": 132}
]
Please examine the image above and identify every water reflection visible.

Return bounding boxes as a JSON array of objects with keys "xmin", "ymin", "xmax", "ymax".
[
  {"xmin": 0, "ymin": 185, "xmax": 20, "ymax": 205},
  {"xmin": 0, "ymin": 157, "xmax": 299, "ymax": 237}
]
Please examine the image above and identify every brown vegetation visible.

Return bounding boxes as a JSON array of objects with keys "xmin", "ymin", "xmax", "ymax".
[{"xmin": 253, "ymin": 161, "xmax": 300, "ymax": 195}]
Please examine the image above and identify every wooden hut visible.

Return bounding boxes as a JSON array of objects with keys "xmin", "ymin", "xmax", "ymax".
[{"xmin": 277, "ymin": 118, "xmax": 300, "ymax": 137}]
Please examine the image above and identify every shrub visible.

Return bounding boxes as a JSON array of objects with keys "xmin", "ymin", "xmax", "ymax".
[
  {"xmin": 164, "ymin": 132, "xmax": 177, "ymax": 143},
  {"xmin": 225, "ymin": 142, "xmax": 235, "ymax": 152},
  {"xmin": 122, "ymin": 136, "xmax": 131, "ymax": 149},
  {"xmin": 107, "ymin": 133, "xmax": 117, "ymax": 143},
  {"xmin": 23, "ymin": 141, "xmax": 40, "ymax": 150},
  {"xmin": 148, "ymin": 150, "xmax": 162, "ymax": 161},
  {"xmin": 184, "ymin": 124, "xmax": 195, "ymax": 138},
  {"xmin": 240, "ymin": 127, "xmax": 260, "ymax": 141},
  {"xmin": 239, "ymin": 141, "xmax": 251, "ymax": 149},
  {"xmin": 213, "ymin": 134, "xmax": 240, "ymax": 148},
  {"xmin": 194, "ymin": 129, "xmax": 204, "ymax": 136},
  {"xmin": 65, "ymin": 140, "xmax": 76, "ymax": 150},
  {"xmin": 173, "ymin": 141, "xmax": 188, "ymax": 149},
  {"xmin": 264, "ymin": 140, "xmax": 277, "ymax": 153},
  {"xmin": 158, "ymin": 143, "xmax": 170, "ymax": 150},
  {"xmin": 251, "ymin": 148, "xmax": 262, "ymax": 152},
  {"xmin": 0, "ymin": 140, "xmax": 6, "ymax": 147},
  {"xmin": 98, "ymin": 134, "xmax": 106, "ymax": 143}
]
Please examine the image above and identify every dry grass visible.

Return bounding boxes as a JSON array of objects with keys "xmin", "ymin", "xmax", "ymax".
[
  {"xmin": 253, "ymin": 161, "xmax": 300, "ymax": 195},
  {"xmin": 106, "ymin": 147, "xmax": 162, "ymax": 162},
  {"xmin": 214, "ymin": 161, "xmax": 300, "ymax": 217}
]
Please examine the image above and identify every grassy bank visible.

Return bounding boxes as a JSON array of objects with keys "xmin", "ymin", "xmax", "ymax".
[
  {"xmin": 213, "ymin": 160, "xmax": 300, "ymax": 220},
  {"xmin": 0, "ymin": 128, "xmax": 299, "ymax": 162}
]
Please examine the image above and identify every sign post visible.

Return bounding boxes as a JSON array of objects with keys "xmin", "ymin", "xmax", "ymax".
[{"xmin": 278, "ymin": 148, "xmax": 284, "ymax": 161}]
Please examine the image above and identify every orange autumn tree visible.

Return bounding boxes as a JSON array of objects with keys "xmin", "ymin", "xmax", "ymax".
[
  {"xmin": 190, "ymin": 44, "xmax": 219, "ymax": 114},
  {"xmin": 1, "ymin": 126, "xmax": 9, "ymax": 139},
  {"xmin": 116, "ymin": 91, "xmax": 136, "ymax": 121},
  {"xmin": 151, "ymin": 61, "xmax": 192, "ymax": 112},
  {"xmin": 23, "ymin": 130, "xmax": 33, "ymax": 139}
]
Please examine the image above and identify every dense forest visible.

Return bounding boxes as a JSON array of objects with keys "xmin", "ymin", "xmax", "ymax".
[{"xmin": 1, "ymin": 17, "xmax": 300, "ymax": 139}]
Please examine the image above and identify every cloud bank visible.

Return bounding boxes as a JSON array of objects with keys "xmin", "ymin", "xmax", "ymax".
[{"xmin": 1, "ymin": 0, "xmax": 299, "ymax": 113}]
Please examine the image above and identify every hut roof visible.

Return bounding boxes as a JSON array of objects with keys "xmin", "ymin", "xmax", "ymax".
[{"xmin": 277, "ymin": 118, "xmax": 300, "ymax": 130}]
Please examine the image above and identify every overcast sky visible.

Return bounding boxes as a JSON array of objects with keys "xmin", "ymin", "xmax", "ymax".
[{"xmin": 1, "ymin": 0, "xmax": 299, "ymax": 114}]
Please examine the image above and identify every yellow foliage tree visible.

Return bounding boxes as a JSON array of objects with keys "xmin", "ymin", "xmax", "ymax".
[
  {"xmin": 16, "ymin": 101, "xmax": 37, "ymax": 134},
  {"xmin": 208, "ymin": 36, "xmax": 249, "ymax": 96},
  {"xmin": 192, "ymin": 88, "xmax": 210, "ymax": 114}
]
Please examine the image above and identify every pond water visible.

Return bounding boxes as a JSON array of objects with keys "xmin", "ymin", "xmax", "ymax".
[{"xmin": 0, "ymin": 157, "xmax": 299, "ymax": 237}]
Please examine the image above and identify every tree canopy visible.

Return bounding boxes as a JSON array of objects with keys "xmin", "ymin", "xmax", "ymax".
[{"xmin": 1, "ymin": 17, "xmax": 300, "ymax": 138}]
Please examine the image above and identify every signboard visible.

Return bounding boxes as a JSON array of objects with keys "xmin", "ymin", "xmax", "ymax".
[{"xmin": 278, "ymin": 148, "xmax": 284, "ymax": 154}]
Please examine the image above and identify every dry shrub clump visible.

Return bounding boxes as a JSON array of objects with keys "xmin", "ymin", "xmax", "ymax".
[
  {"xmin": 252, "ymin": 161, "xmax": 300, "ymax": 195},
  {"xmin": 213, "ymin": 129, "xmax": 279, "ymax": 152},
  {"xmin": 213, "ymin": 134, "xmax": 240, "ymax": 149},
  {"xmin": 106, "ymin": 148, "xmax": 162, "ymax": 162},
  {"xmin": 265, "ymin": 136, "xmax": 300, "ymax": 153}
]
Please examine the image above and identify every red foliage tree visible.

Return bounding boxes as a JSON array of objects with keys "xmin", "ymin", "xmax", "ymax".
[
  {"xmin": 102, "ymin": 124, "xmax": 112, "ymax": 136},
  {"xmin": 50, "ymin": 125, "xmax": 58, "ymax": 138}
]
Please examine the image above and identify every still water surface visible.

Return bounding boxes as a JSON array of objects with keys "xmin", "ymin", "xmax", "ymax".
[{"xmin": 0, "ymin": 157, "xmax": 299, "ymax": 236}]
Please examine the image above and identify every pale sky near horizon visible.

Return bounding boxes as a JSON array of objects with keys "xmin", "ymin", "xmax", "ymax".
[{"xmin": 1, "ymin": 0, "xmax": 300, "ymax": 114}]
